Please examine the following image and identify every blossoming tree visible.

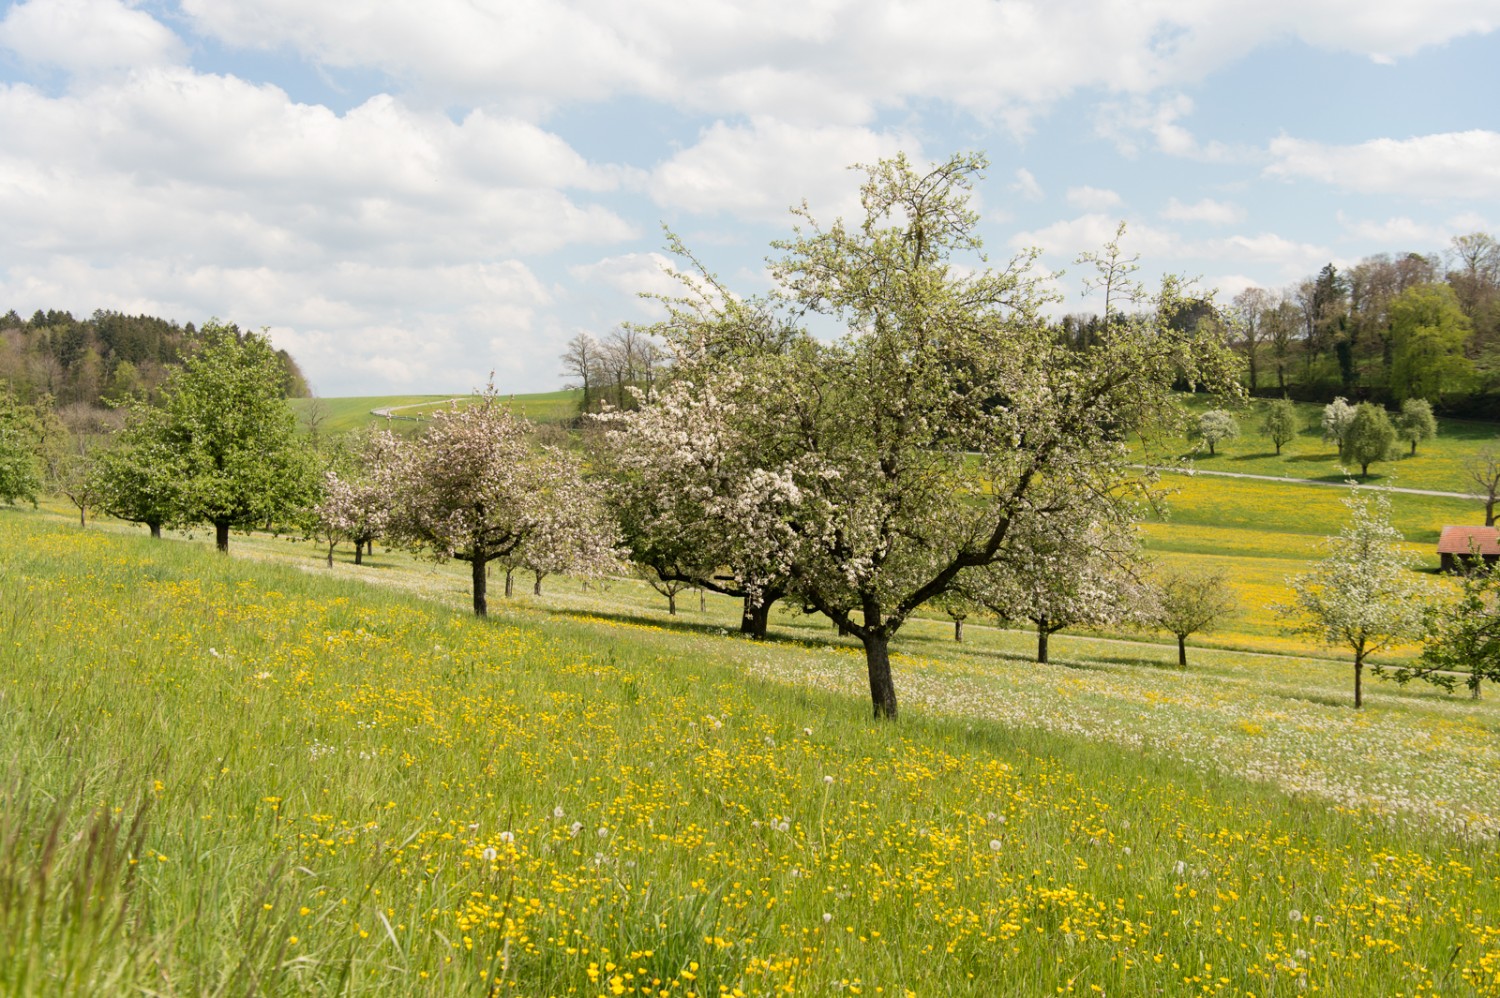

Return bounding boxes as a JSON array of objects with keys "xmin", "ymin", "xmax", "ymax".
[
  {"xmin": 633, "ymin": 152, "xmax": 1239, "ymax": 718},
  {"xmin": 385, "ymin": 385, "xmax": 611, "ymax": 616}
]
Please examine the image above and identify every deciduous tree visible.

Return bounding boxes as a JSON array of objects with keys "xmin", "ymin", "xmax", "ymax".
[
  {"xmin": 1150, "ymin": 567, "xmax": 1236, "ymax": 667},
  {"xmin": 635, "ymin": 155, "xmax": 1238, "ymax": 718},
  {"xmin": 384, "ymin": 384, "xmax": 603, "ymax": 616},
  {"xmin": 1196, "ymin": 409, "xmax": 1238, "ymax": 456},
  {"xmin": 1396, "ymin": 398, "xmax": 1437, "ymax": 456},
  {"xmin": 0, "ymin": 393, "xmax": 43, "ymax": 506},
  {"xmin": 1261, "ymin": 398, "xmax": 1299, "ymax": 455},
  {"xmin": 1344, "ymin": 403, "xmax": 1397, "ymax": 477},
  {"xmin": 1277, "ymin": 489, "xmax": 1427, "ymax": 708}
]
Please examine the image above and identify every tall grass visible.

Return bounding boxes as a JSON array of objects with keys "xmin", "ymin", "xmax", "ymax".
[{"xmin": 5, "ymin": 512, "xmax": 1500, "ymax": 994}]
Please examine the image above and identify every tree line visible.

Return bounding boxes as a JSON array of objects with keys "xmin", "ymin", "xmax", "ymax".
[{"xmin": 1210, "ymin": 236, "xmax": 1500, "ymax": 415}]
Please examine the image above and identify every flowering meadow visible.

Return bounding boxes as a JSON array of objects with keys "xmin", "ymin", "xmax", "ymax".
[{"xmin": 6, "ymin": 513, "xmax": 1500, "ymax": 995}]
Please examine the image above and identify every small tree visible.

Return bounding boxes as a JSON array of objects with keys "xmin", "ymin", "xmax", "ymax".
[
  {"xmin": 0, "ymin": 393, "xmax": 43, "ymax": 506},
  {"xmin": 1276, "ymin": 489, "xmax": 1427, "ymax": 708},
  {"xmin": 1379, "ymin": 558, "xmax": 1500, "ymax": 699},
  {"xmin": 1469, "ymin": 445, "xmax": 1500, "ymax": 526},
  {"xmin": 385, "ymin": 384, "xmax": 599, "ymax": 616},
  {"xmin": 134, "ymin": 324, "xmax": 316, "ymax": 551},
  {"xmin": 1396, "ymin": 398, "xmax": 1438, "ymax": 456},
  {"xmin": 91, "ymin": 406, "xmax": 184, "ymax": 538},
  {"xmin": 1150, "ymin": 567, "xmax": 1236, "ymax": 667},
  {"xmin": 1261, "ymin": 398, "xmax": 1299, "ymax": 456},
  {"xmin": 965, "ymin": 517, "xmax": 1146, "ymax": 664},
  {"xmin": 1344, "ymin": 403, "xmax": 1397, "ymax": 477},
  {"xmin": 1321, "ymin": 397, "xmax": 1355, "ymax": 457},
  {"xmin": 1196, "ymin": 409, "xmax": 1239, "ymax": 456}
]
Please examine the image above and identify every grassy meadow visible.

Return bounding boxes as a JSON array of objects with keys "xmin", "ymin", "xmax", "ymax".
[
  {"xmin": 9, "ymin": 390, "xmax": 1500, "ymax": 994},
  {"xmin": 292, "ymin": 391, "xmax": 584, "ymax": 437},
  {"xmin": 1158, "ymin": 395, "xmax": 1499, "ymax": 494},
  {"xmin": 6, "ymin": 509, "xmax": 1500, "ymax": 996}
]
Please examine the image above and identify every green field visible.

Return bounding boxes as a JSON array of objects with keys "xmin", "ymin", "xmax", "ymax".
[
  {"xmin": 1160, "ymin": 395, "xmax": 1499, "ymax": 494},
  {"xmin": 7, "ymin": 508, "xmax": 1500, "ymax": 995},
  {"xmin": 292, "ymin": 390, "xmax": 584, "ymax": 436}
]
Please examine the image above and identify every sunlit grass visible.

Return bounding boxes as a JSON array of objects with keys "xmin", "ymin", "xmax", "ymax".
[{"xmin": 7, "ymin": 509, "xmax": 1500, "ymax": 994}]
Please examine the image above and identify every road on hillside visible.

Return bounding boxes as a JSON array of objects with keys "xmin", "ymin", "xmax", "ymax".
[
  {"xmin": 369, "ymin": 398, "xmax": 467, "ymax": 421},
  {"xmin": 1143, "ymin": 465, "xmax": 1486, "ymax": 501}
]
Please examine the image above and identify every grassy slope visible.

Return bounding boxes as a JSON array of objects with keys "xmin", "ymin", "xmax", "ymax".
[
  {"xmin": 1162, "ymin": 394, "xmax": 1498, "ymax": 493},
  {"xmin": 6, "ymin": 509, "xmax": 1500, "ymax": 996},
  {"xmin": 292, "ymin": 390, "xmax": 583, "ymax": 436}
]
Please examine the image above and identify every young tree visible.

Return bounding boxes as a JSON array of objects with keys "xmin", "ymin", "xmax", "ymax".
[
  {"xmin": 1150, "ymin": 567, "xmax": 1236, "ymax": 667},
  {"xmin": 964, "ymin": 516, "xmax": 1147, "ymax": 664},
  {"xmin": 1344, "ymin": 403, "xmax": 1397, "ymax": 477},
  {"xmin": 1261, "ymin": 398, "xmax": 1300, "ymax": 455},
  {"xmin": 1277, "ymin": 489, "xmax": 1428, "ymax": 708},
  {"xmin": 1195, "ymin": 409, "xmax": 1239, "ymax": 456},
  {"xmin": 309, "ymin": 428, "xmax": 399, "ymax": 566},
  {"xmin": 1469, "ymin": 445, "xmax": 1500, "ymax": 526},
  {"xmin": 0, "ymin": 393, "xmax": 43, "ymax": 506},
  {"xmin": 1379, "ymin": 559, "xmax": 1500, "ymax": 700},
  {"xmin": 134, "ymin": 324, "xmax": 316, "ymax": 551},
  {"xmin": 384, "ymin": 385, "xmax": 598, "ymax": 616},
  {"xmin": 635, "ymin": 156, "xmax": 1238, "ymax": 718},
  {"xmin": 1321, "ymin": 397, "xmax": 1356, "ymax": 458},
  {"xmin": 90, "ymin": 405, "xmax": 184, "ymax": 537},
  {"xmin": 1396, "ymin": 397, "xmax": 1438, "ymax": 456}
]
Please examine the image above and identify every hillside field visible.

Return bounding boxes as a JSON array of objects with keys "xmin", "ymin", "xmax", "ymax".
[{"xmin": 6, "ymin": 508, "xmax": 1500, "ymax": 996}]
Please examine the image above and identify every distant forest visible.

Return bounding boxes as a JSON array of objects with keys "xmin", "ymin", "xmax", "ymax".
[
  {"xmin": 1061, "ymin": 232, "xmax": 1500, "ymax": 418},
  {"xmin": 0, "ymin": 308, "xmax": 310, "ymax": 410}
]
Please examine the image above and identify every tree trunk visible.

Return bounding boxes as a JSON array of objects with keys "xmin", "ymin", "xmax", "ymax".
[
  {"xmin": 149, "ymin": 522, "xmax": 162, "ymax": 540},
  {"xmin": 504, "ymin": 569, "xmax": 513, "ymax": 598},
  {"xmin": 1361, "ymin": 461, "xmax": 1370, "ymax": 477},
  {"xmin": 327, "ymin": 542, "xmax": 335, "ymax": 568},
  {"xmin": 740, "ymin": 597, "xmax": 772, "ymax": 639},
  {"xmin": 366, "ymin": 538, "xmax": 374, "ymax": 558},
  {"xmin": 1410, "ymin": 439, "xmax": 1418, "ymax": 456},
  {"xmin": 78, "ymin": 506, "xmax": 85, "ymax": 528},
  {"xmin": 215, "ymin": 520, "xmax": 230, "ymax": 553},
  {"xmin": 954, "ymin": 618, "xmax": 964, "ymax": 643},
  {"xmin": 534, "ymin": 572, "xmax": 544, "ymax": 596},
  {"xmin": 1472, "ymin": 676, "xmax": 1482, "ymax": 700},
  {"xmin": 1488, "ymin": 497, "xmax": 1497, "ymax": 527},
  {"xmin": 354, "ymin": 540, "xmax": 364, "ymax": 566},
  {"xmin": 667, "ymin": 592, "xmax": 677, "ymax": 615},
  {"xmin": 1274, "ymin": 441, "xmax": 1282, "ymax": 455},
  {"xmin": 1037, "ymin": 622, "xmax": 1050, "ymax": 664},
  {"xmin": 861, "ymin": 631, "xmax": 898, "ymax": 720},
  {"xmin": 699, "ymin": 589, "xmax": 705, "ymax": 612},
  {"xmin": 1353, "ymin": 653, "xmax": 1363, "ymax": 709},
  {"xmin": 472, "ymin": 557, "xmax": 488, "ymax": 616},
  {"xmin": 1177, "ymin": 635, "xmax": 1188, "ymax": 668}
]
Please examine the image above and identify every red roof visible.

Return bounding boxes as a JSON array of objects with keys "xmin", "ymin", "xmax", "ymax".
[{"xmin": 1437, "ymin": 525, "xmax": 1500, "ymax": 555}]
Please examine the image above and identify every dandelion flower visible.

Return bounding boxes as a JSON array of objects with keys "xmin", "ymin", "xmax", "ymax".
[
  {"xmin": 499, "ymin": 830, "xmax": 514, "ymax": 844},
  {"xmin": 989, "ymin": 839, "xmax": 1002, "ymax": 852},
  {"xmin": 482, "ymin": 847, "xmax": 497, "ymax": 862}
]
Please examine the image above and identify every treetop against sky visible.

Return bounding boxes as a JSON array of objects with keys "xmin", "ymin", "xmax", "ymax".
[{"xmin": 0, "ymin": 0, "xmax": 1493, "ymax": 396}]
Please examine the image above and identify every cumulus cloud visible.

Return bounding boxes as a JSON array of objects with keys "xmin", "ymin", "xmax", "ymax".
[
  {"xmin": 647, "ymin": 117, "xmax": 920, "ymax": 224},
  {"xmin": 0, "ymin": 0, "xmax": 184, "ymax": 77},
  {"xmin": 176, "ymin": 1, "xmax": 1497, "ymax": 122},
  {"xmin": 1095, "ymin": 93, "xmax": 1238, "ymax": 162},
  {"xmin": 1011, "ymin": 169, "xmax": 1044, "ymax": 202},
  {"xmin": 1162, "ymin": 197, "xmax": 1245, "ymax": 225},
  {"xmin": 1066, "ymin": 187, "xmax": 1122, "ymax": 211},
  {"xmin": 1265, "ymin": 131, "xmax": 1500, "ymax": 200}
]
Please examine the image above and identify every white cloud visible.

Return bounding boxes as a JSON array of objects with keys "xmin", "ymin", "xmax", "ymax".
[
  {"xmin": 1066, "ymin": 186, "xmax": 1122, "ymax": 211},
  {"xmin": 1162, "ymin": 197, "xmax": 1245, "ymax": 225},
  {"xmin": 1095, "ymin": 93, "xmax": 1238, "ymax": 162},
  {"xmin": 176, "ymin": 1, "xmax": 1498, "ymax": 123},
  {"xmin": 647, "ymin": 117, "xmax": 919, "ymax": 223},
  {"xmin": 1011, "ymin": 168, "xmax": 1044, "ymax": 202},
  {"xmin": 0, "ymin": 0, "xmax": 184, "ymax": 77},
  {"xmin": 568, "ymin": 252, "xmax": 683, "ymax": 319},
  {"xmin": 1266, "ymin": 131, "xmax": 1500, "ymax": 200}
]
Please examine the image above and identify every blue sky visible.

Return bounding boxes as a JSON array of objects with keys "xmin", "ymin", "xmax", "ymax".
[{"xmin": 0, "ymin": 0, "xmax": 1495, "ymax": 396}]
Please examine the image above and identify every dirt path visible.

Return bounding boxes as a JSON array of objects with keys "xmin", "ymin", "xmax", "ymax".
[
  {"xmin": 1145, "ymin": 465, "xmax": 1485, "ymax": 501},
  {"xmin": 369, "ymin": 398, "xmax": 467, "ymax": 421}
]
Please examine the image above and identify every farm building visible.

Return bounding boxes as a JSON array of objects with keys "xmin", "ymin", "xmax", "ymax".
[{"xmin": 1437, "ymin": 525, "xmax": 1500, "ymax": 572}]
